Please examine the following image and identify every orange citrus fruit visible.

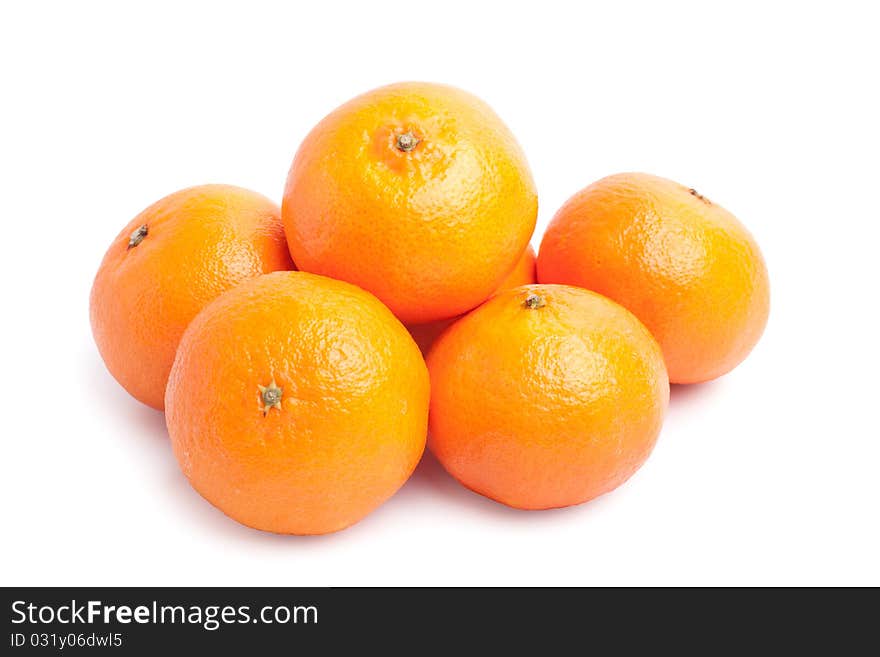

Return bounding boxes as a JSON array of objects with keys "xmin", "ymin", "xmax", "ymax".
[
  {"xmin": 427, "ymin": 284, "xmax": 668, "ymax": 510},
  {"xmin": 407, "ymin": 245, "xmax": 537, "ymax": 354},
  {"xmin": 282, "ymin": 81, "xmax": 537, "ymax": 324},
  {"xmin": 90, "ymin": 185, "xmax": 293, "ymax": 410},
  {"xmin": 538, "ymin": 173, "xmax": 770, "ymax": 384},
  {"xmin": 165, "ymin": 271, "xmax": 429, "ymax": 535}
]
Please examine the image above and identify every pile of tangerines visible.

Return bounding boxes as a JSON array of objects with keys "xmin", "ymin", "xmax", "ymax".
[{"xmin": 91, "ymin": 82, "xmax": 769, "ymax": 535}]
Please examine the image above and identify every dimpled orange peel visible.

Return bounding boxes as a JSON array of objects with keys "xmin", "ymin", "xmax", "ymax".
[
  {"xmin": 538, "ymin": 173, "xmax": 770, "ymax": 384},
  {"xmin": 427, "ymin": 284, "xmax": 669, "ymax": 510},
  {"xmin": 165, "ymin": 271, "xmax": 430, "ymax": 535},
  {"xmin": 282, "ymin": 82, "xmax": 538, "ymax": 324},
  {"xmin": 90, "ymin": 185, "xmax": 293, "ymax": 409}
]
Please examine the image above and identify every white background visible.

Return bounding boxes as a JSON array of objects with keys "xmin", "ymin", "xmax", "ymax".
[{"xmin": 2, "ymin": 1, "xmax": 878, "ymax": 586}]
